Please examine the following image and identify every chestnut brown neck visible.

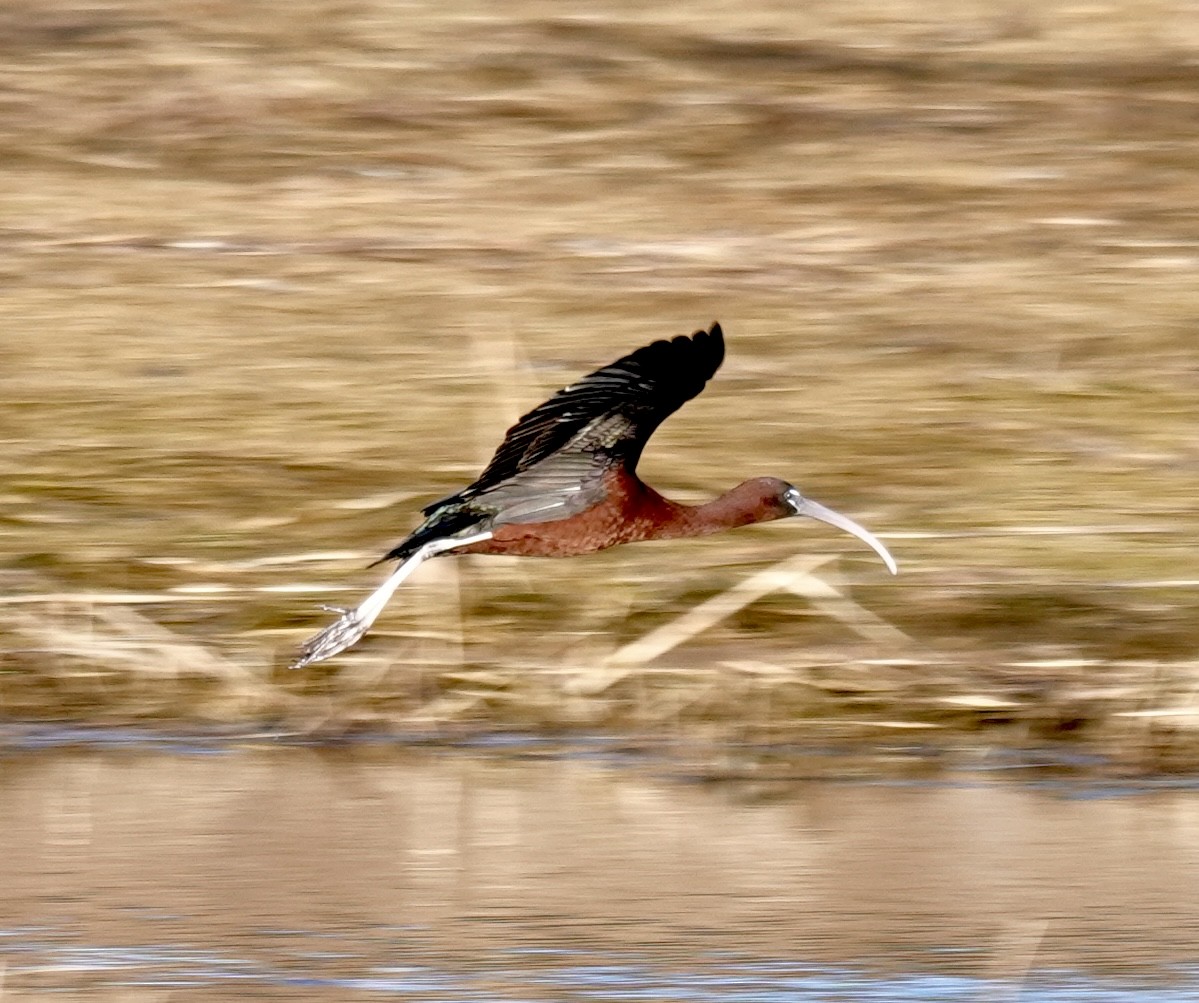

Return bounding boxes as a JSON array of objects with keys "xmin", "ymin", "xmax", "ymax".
[{"xmin": 651, "ymin": 477, "xmax": 792, "ymax": 540}]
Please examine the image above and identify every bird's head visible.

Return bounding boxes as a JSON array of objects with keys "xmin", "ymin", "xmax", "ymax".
[{"xmin": 747, "ymin": 477, "xmax": 897, "ymax": 574}]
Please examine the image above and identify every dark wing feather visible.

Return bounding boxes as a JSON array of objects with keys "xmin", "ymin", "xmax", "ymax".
[{"xmin": 424, "ymin": 322, "xmax": 725, "ymax": 514}]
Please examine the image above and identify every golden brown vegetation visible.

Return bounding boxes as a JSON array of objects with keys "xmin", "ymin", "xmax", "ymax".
[{"xmin": 1, "ymin": 1, "xmax": 1198, "ymax": 763}]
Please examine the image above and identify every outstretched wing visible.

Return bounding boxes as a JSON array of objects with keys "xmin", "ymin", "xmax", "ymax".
[{"xmin": 426, "ymin": 322, "xmax": 725, "ymax": 514}]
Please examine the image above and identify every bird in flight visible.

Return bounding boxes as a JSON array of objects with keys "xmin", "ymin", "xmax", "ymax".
[{"xmin": 292, "ymin": 323, "xmax": 896, "ymax": 668}]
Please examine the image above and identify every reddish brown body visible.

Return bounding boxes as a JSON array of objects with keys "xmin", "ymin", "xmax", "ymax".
[{"xmin": 461, "ymin": 469, "xmax": 798, "ymax": 557}]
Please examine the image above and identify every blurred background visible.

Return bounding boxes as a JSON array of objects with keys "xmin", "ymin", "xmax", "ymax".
[
  {"xmin": 2, "ymin": 2, "xmax": 1199, "ymax": 999},
  {"xmin": 3, "ymin": 0, "xmax": 1198, "ymax": 751}
]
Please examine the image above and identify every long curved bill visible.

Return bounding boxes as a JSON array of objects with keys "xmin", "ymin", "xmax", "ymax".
[{"xmin": 795, "ymin": 497, "xmax": 898, "ymax": 575}]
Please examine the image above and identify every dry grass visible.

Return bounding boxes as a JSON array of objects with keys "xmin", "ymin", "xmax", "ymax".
[{"xmin": 1, "ymin": 1, "xmax": 1198, "ymax": 763}]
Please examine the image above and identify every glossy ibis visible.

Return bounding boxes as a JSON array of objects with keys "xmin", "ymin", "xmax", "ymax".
[{"xmin": 292, "ymin": 323, "xmax": 896, "ymax": 668}]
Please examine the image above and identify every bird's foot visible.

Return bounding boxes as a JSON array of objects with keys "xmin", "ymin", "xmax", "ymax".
[{"xmin": 291, "ymin": 606, "xmax": 370, "ymax": 669}]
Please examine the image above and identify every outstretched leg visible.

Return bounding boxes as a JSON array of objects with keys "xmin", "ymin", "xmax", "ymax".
[{"xmin": 291, "ymin": 531, "xmax": 493, "ymax": 669}]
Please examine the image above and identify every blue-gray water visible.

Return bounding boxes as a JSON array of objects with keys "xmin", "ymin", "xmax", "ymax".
[{"xmin": 2, "ymin": 741, "xmax": 1198, "ymax": 1001}]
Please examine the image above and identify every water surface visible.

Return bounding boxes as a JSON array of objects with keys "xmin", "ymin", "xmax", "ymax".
[{"xmin": 2, "ymin": 744, "xmax": 1197, "ymax": 1000}]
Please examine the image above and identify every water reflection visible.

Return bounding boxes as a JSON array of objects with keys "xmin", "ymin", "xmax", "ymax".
[{"xmin": 1, "ymin": 746, "xmax": 1198, "ymax": 999}]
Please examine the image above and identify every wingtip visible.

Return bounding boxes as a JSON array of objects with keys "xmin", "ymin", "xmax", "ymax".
[{"xmin": 700, "ymin": 321, "xmax": 725, "ymax": 368}]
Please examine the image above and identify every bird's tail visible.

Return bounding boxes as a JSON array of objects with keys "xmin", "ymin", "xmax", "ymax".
[{"xmin": 368, "ymin": 506, "xmax": 488, "ymax": 567}]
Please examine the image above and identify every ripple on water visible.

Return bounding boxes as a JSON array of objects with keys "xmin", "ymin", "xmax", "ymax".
[{"xmin": 2, "ymin": 934, "xmax": 1197, "ymax": 1001}]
